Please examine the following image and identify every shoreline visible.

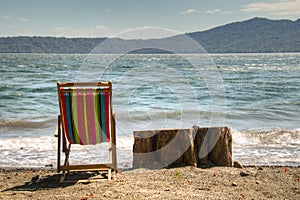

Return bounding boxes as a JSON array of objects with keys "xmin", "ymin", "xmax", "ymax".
[
  {"xmin": 1, "ymin": 166, "xmax": 299, "ymax": 199},
  {"xmin": 1, "ymin": 164, "xmax": 299, "ymax": 172}
]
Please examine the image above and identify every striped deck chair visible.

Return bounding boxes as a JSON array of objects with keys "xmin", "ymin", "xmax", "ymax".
[{"xmin": 57, "ymin": 81, "xmax": 117, "ymax": 182}]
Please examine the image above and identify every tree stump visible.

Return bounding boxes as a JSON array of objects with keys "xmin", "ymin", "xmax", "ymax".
[
  {"xmin": 133, "ymin": 126, "xmax": 232, "ymax": 169},
  {"xmin": 195, "ymin": 127, "xmax": 232, "ymax": 167}
]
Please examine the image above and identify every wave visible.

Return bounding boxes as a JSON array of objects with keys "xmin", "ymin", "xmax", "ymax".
[
  {"xmin": 0, "ymin": 118, "xmax": 56, "ymax": 129},
  {"xmin": 232, "ymin": 128, "xmax": 300, "ymax": 146},
  {"xmin": 0, "ymin": 134, "xmax": 133, "ymax": 168},
  {"xmin": 0, "ymin": 126, "xmax": 298, "ymax": 167},
  {"xmin": 232, "ymin": 128, "xmax": 300, "ymax": 166}
]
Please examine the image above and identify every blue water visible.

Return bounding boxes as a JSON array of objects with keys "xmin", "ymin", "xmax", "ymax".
[{"xmin": 0, "ymin": 53, "xmax": 299, "ymax": 167}]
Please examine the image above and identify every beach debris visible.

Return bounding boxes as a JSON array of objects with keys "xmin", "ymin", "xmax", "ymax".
[
  {"xmin": 256, "ymin": 180, "xmax": 261, "ymax": 184},
  {"xmin": 293, "ymin": 178, "xmax": 300, "ymax": 182},
  {"xmin": 240, "ymin": 171, "xmax": 250, "ymax": 177},
  {"xmin": 184, "ymin": 179, "xmax": 192, "ymax": 185},
  {"xmin": 80, "ymin": 193, "xmax": 94, "ymax": 200},
  {"xmin": 103, "ymin": 191, "xmax": 113, "ymax": 198},
  {"xmin": 232, "ymin": 182, "xmax": 238, "ymax": 186},
  {"xmin": 44, "ymin": 164, "xmax": 53, "ymax": 168},
  {"xmin": 233, "ymin": 160, "xmax": 243, "ymax": 168},
  {"xmin": 198, "ymin": 187, "xmax": 211, "ymax": 191},
  {"xmin": 282, "ymin": 168, "xmax": 288, "ymax": 172},
  {"xmin": 114, "ymin": 179, "xmax": 125, "ymax": 183}
]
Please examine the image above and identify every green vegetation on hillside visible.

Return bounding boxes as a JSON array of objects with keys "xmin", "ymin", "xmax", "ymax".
[{"xmin": 0, "ymin": 18, "xmax": 299, "ymax": 53}]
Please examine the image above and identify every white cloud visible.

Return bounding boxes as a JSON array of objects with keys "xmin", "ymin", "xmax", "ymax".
[
  {"xmin": 4, "ymin": 16, "xmax": 11, "ymax": 20},
  {"xmin": 96, "ymin": 25, "xmax": 110, "ymax": 32},
  {"xmin": 242, "ymin": 0, "xmax": 300, "ymax": 15},
  {"xmin": 19, "ymin": 18, "xmax": 28, "ymax": 22},
  {"xmin": 205, "ymin": 9, "xmax": 221, "ymax": 14},
  {"xmin": 205, "ymin": 9, "xmax": 232, "ymax": 14},
  {"xmin": 181, "ymin": 9, "xmax": 197, "ymax": 15}
]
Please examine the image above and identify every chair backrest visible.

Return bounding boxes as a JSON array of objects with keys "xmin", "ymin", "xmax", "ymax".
[{"xmin": 57, "ymin": 81, "xmax": 113, "ymax": 145}]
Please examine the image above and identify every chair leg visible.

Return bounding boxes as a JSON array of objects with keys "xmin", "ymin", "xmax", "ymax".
[
  {"xmin": 107, "ymin": 169, "xmax": 112, "ymax": 181},
  {"xmin": 60, "ymin": 170, "xmax": 66, "ymax": 183},
  {"xmin": 111, "ymin": 114, "xmax": 117, "ymax": 170},
  {"xmin": 63, "ymin": 143, "xmax": 71, "ymax": 167},
  {"xmin": 60, "ymin": 143, "xmax": 71, "ymax": 183},
  {"xmin": 62, "ymin": 130, "xmax": 67, "ymax": 153},
  {"xmin": 57, "ymin": 116, "xmax": 61, "ymax": 173}
]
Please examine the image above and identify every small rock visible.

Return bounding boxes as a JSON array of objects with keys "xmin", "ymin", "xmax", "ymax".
[
  {"xmin": 256, "ymin": 180, "xmax": 261, "ymax": 184},
  {"xmin": 240, "ymin": 171, "xmax": 250, "ymax": 177},
  {"xmin": 45, "ymin": 164, "xmax": 53, "ymax": 168},
  {"xmin": 282, "ymin": 168, "xmax": 288, "ymax": 172},
  {"xmin": 258, "ymin": 167, "xmax": 263, "ymax": 170},
  {"xmin": 103, "ymin": 191, "xmax": 113, "ymax": 197},
  {"xmin": 232, "ymin": 182, "xmax": 238, "ymax": 186},
  {"xmin": 233, "ymin": 160, "xmax": 243, "ymax": 168}
]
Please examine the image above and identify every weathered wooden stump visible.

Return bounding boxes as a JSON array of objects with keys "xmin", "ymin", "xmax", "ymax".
[
  {"xmin": 133, "ymin": 126, "xmax": 232, "ymax": 169},
  {"xmin": 195, "ymin": 127, "xmax": 232, "ymax": 167}
]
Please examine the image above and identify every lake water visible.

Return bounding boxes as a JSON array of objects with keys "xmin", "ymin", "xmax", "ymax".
[{"xmin": 0, "ymin": 53, "xmax": 299, "ymax": 168}]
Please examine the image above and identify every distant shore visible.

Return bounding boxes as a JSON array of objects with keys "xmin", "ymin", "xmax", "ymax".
[
  {"xmin": 1, "ymin": 166, "xmax": 299, "ymax": 199},
  {"xmin": 1, "ymin": 17, "xmax": 300, "ymax": 54}
]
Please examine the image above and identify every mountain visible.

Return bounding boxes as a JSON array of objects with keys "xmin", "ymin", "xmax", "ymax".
[
  {"xmin": 0, "ymin": 17, "xmax": 299, "ymax": 53},
  {"xmin": 187, "ymin": 17, "xmax": 300, "ymax": 53},
  {"xmin": 0, "ymin": 37, "xmax": 106, "ymax": 53}
]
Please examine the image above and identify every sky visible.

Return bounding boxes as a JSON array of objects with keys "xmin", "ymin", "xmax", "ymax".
[{"xmin": 0, "ymin": 0, "xmax": 299, "ymax": 38}]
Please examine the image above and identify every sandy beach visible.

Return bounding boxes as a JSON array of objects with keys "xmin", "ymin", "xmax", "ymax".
[{"xmin": 0, "ymin": 166, "xmax": 299, "ymax": 200}]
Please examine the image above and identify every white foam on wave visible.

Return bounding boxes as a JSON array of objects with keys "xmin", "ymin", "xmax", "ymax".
[
  {"xmin": 232, "ymin": 128, "xmax": 300, "ymax": 146},
  {"xmin": 232, "ymin": 128, "xmax": 300, "ymax": 166},
  {"xmin": 0, "ymin": 128, "xmax": 299, "ymax": 168},
  {"xmin": 232, "ymin": 129, "xmax": 259, "ymax": 146},
  {"xmin": 0, "ymin": 134, "xmax": 134, "ymax": 168},
  {"xmin": 0, "ymin": 136, "xmax": 57, "ymax": 167}
]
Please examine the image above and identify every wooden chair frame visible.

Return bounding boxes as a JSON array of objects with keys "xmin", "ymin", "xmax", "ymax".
[{"xmin": 57, "ymin": 81, "xmax": 117, "ymax": 182}]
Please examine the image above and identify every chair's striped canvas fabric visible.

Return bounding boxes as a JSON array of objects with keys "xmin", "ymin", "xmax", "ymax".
[{"xmin": 60, "ymin": 91, "xmax": 111, "ymax": 145}]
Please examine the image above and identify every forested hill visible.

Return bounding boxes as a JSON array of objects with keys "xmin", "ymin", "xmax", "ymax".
[
  {"xmin": 0, "ymin": 17, "xmax": 299, "ymax": 53},
  {"xmin": 0, "ymin": 37, "xmax": 106, "ymax": 53},
  {"xmin": 187, "ymin": 17, "xmax": 300, "ymax": 53}
]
